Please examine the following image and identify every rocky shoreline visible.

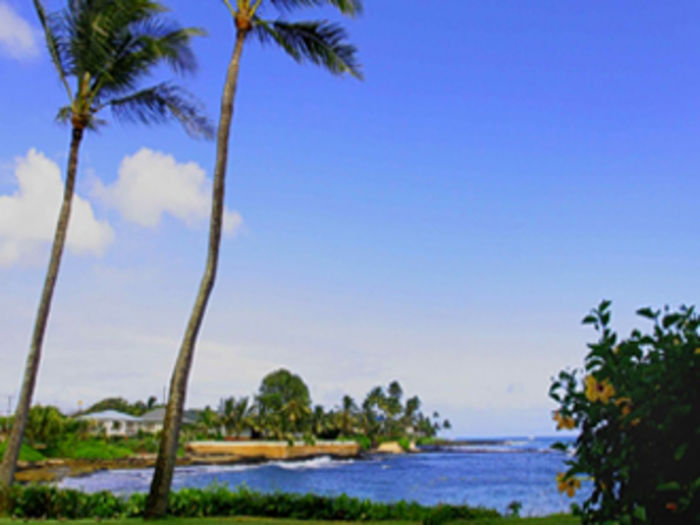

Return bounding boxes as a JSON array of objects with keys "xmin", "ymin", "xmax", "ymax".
[
  {"xmin": 15, "ymin": 438, "xmax": 470, "ymax": 484},
  {"xmin": 15, "ymin": 440, "xmax": 364, "ymax": 483}
]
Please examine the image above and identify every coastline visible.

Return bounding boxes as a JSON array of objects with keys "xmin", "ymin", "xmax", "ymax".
[
  {"xmin": 14, "ymin": 438, "xmax": 517, "ymax": 483},
  {"xmin": 15, "ymin": 440, "xmax": 364, "ymax": 483}
]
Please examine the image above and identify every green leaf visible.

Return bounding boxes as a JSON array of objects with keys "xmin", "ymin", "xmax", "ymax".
[
  {"xmin": 657, "ymin": 481, "xmax": 681, "ymax": 492},
  {"xmin": 662, "ymin": 313, "xmax": 681, "ymax": 328},
  {"xmin": 636, "ymin": 307, "xmax": 657, "ymax": 319},
  {"xmin": 691, "ymin": 476, "xmax": 700, "ymax": 492},
  {"xmin": 254, "ymin": 18, "xmax": 362, "ymax": 79},
  {"xmin": 582, "ymin": 314, "xmax": 597, "ymax": 325},
  {"xmin": 674, "ymin": 443, "xmax": 688, "ymax": 461},
  {"xmin": 633, "ymin": 506, "xmax": 647, "ymax": 521}
]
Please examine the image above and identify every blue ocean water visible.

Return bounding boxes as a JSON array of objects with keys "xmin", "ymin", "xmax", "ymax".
[{"xmin": 59, "ymin": 436, "xmax": 590, "ymax": 516}]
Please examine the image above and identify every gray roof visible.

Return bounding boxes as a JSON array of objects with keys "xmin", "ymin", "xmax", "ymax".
[
  {"xmin": 141, "ymin": 407, "xmax": 196, "ymax": 425},
  {"xmin": 140, "ymin": 408, "xmax": 165, "ymax": 422},
  {"xmin": 77, "ymin": 410, "xmax": 141, "ymax": 422}
]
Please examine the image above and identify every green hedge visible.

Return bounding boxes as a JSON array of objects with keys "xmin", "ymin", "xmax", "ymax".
[{"xmin": 5, "ymin": 484, "xmax": 500, "ymax": 523}]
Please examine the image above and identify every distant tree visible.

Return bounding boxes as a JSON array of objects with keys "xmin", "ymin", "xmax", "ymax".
[
  {"xmin": 310, "ymin": 404, "xmax": 338, "ymax": 439},
  {"xmin": 402, "ymin": 395, "xmax": 421, "ymax": 433},
  {"xmin": 281, "ymin": 398, "xmax": 312, "ymax": 436},
  {"xmin": 195, "ymin": 406, "xmax": 221, "ymax": 438},
  {"xmin": 82, "ymin": 397, "xmax": 152, "ymax": 417},
  {"xmin": 255, "ymin": 369, "xmax": 312, "ymax": 437},
  {"xmin": 339, "ymin": 395, "xmax": 358, "ymax": 436},
  {"xmin": 388, "ymin": 381, "xmax": 403, "ymax": 402},
  {"xmin": 24, "ymin": 406, "xmax": 65, "ymax": 450},
  {"xmin": 147, "ymin": 396, "xmax": 159, "ymax": 410},
  {"xmin": 220, "ymin": 397, "xmax": 253, "ymax": 437},
  {"xmin": 385, "ymin": 380, "xmax": 404, "ymax": 435}
]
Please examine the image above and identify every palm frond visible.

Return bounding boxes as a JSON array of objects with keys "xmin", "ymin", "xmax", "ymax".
[
  {"xmin": 55, "ymin": 105, "xmax": 72, "ymax": 124},
  {"xmin": 268, "ymin": 0, "xmax": 362, "ymax": 17},
  {"xmin": 91, "ymin": 26, "xmax": 203, "ymax": 103},
  {"xmin": 124, "ymin": 20, "xmax": 204, "ymax": 75},
  {"xmin": 254, "ymin": 19, "xmax": 362, "ymax": 78},
  {"xmin": 59, "ymin": 0, "xmax": 202, "ymax": 100},
  {"xmin": 108, "ymin": 83, "xmax": 214, "ymax": 139},
  {"xmin": 61, "ymin": 0, "xmax": 115, "ymax": 78},
  {"xmin": 33, "ymin": 0, "xmax": 72, "ymax": 101}
]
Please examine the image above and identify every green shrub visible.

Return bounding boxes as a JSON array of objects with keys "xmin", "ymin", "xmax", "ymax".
[
  {"xmin": 397, "ymin": 437, "xmax": 412, "ymax": 451},
  {"xmin": 352, "ymin": 434, "xmax": 372, "ymax": 451},
  {"xmin": 550, "ymin": 301, "xmax": 700, "ymax": 524},
  {"xmin": 0, "ymin": 441, "xmax": 45, "ymax": 462},
  {"xmin": 54, "ymin": 438, "xmax": 133, "ymax": 460},
  {"xmin": 6, "ymin": 484, "xmax": 501, "ymax": 521}
]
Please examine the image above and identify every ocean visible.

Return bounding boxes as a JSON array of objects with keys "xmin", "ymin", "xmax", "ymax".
[{"xmin": 58, "ymin": 436, "xmax": 590, "ymax": 517}]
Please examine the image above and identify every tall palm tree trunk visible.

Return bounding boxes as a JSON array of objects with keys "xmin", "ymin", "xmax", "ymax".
[
  {"xmin": 0, "ymin": 127, "xmax": 84, "ymax": 492},
  {"xmin": 144, "ymin": 29, "xmax": 247, "ymax": 519}
]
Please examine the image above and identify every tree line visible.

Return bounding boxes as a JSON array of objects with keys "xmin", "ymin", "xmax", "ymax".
[
  {"xmin": 1, "ymin": 0, "xmax": 363, "ymax": 518},
  {"xmin": 192, "ymin": 369, "xmax": 450, "ymax": 445},
  {"xmin": 0, "ymin": 369, "xmax": 450, "ymax": 455}
]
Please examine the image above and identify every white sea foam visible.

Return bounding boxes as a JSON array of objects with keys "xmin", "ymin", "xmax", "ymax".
[{"xmin": 268, "ymin": 456, "xmax": 353, "ymax": 470}]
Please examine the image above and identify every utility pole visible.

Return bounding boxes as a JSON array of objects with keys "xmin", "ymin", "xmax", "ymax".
[{"xmin": 6, "ymin": 395, "xmax": 12, "ymax": 417}]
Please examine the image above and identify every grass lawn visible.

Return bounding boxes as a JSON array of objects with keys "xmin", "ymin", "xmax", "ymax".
[{"xmin": 0, "ymin": 514, "xmax": 580, "ymax": 524}]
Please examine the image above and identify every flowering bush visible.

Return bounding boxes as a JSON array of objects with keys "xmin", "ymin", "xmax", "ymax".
[{"xmin": 550, "ymin": 301, "xmax": 700, "ymax": 524}]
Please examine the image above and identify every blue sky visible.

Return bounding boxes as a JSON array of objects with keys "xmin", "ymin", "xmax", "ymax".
[{"xmin": 1, "ymin": 1, "xmax": 699, "ymax": 437}]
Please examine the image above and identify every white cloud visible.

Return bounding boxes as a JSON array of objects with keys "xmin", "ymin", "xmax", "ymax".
[
  {"xmin": 0, "ymin": 2, "xmax": 38, "ymax": 59},
  {"xmin": 0, "ymin": 149, "xmax": 114, "ymax": 266},
  {"xmin": 98, "ymin": 148, "xmax": 242, "ymax": 235}
]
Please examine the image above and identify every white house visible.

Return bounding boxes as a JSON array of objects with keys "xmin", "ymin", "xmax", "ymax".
[
  {"xmin": 77, "ymin": 408, "xmax": 198, "ymax": 437},
  {"xmin": 77, "ymin": 410, "xmax": 143, "ymax": 438}
]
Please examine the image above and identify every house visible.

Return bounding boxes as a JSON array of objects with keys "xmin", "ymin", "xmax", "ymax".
[
  {"xmin": 139, "ymin": 407, "xmax": 197, "ymax": 433},
  {"xmin": 77, "ymin": 410, "xmax": 143, "ymax": 438},
  {"xmin": 77, "ymin": 408, "xmax": 197, "ymax": 437},
  {"xmin": 78, "ymin": 408, "xmax": 199, "ymax": 437}
]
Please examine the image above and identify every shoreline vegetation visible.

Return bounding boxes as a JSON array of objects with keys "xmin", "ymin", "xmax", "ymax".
[
  {"xmin": 1, "ymin": 484, "xmax": 575, "ymax": 523},
  {"xmin": 1, "ymin": 370, "xmax": 455, "ymax": 484},
  {"xmin": 11, "ymin": 438, "xmax": 515, "ymax": 484}
]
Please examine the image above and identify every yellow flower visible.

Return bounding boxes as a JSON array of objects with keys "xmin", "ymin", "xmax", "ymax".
[
  {"xmin": 552, "ymin": 411, "xmax": 576, "ymax": 431},
  {"xmin": 585, "ymin": 375, "xmax": 616, "ymax": 404},
  {"xmin": 695, "ymin": 347, "xmax": 700, "ymax": 355},
  {"xmin": 614, "ymin": 397, "xmax": 632, "ymax": 417},
  {"xmin": 630, "ymin": 417, "xmax": 641, "ymax": 427},
  {"xmin": 556, "ymin": 472, "xmax": 581, "ymax": 497}
]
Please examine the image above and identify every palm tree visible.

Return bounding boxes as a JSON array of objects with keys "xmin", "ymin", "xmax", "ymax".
[
  {"xmin": 339, "ymin": 394, "xmax": 358, "ymax": 436},
  {"xmin": 402, "ymin": 395, "xmax": 421, "ymax": 435},
  {"xmin": 0, "ymin": 0, "xmax": 210, "ymax": 493},
  {"xmin": 145, "ymin": 0, "xmax": 362, "ymax": 516},
  {"xmin": 220, "ymin": 396, "xmax": 253, "ymax": 437},
  {"xmin": 196, "ymin": 406, "xmax": 221, "ymax": 438}
]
